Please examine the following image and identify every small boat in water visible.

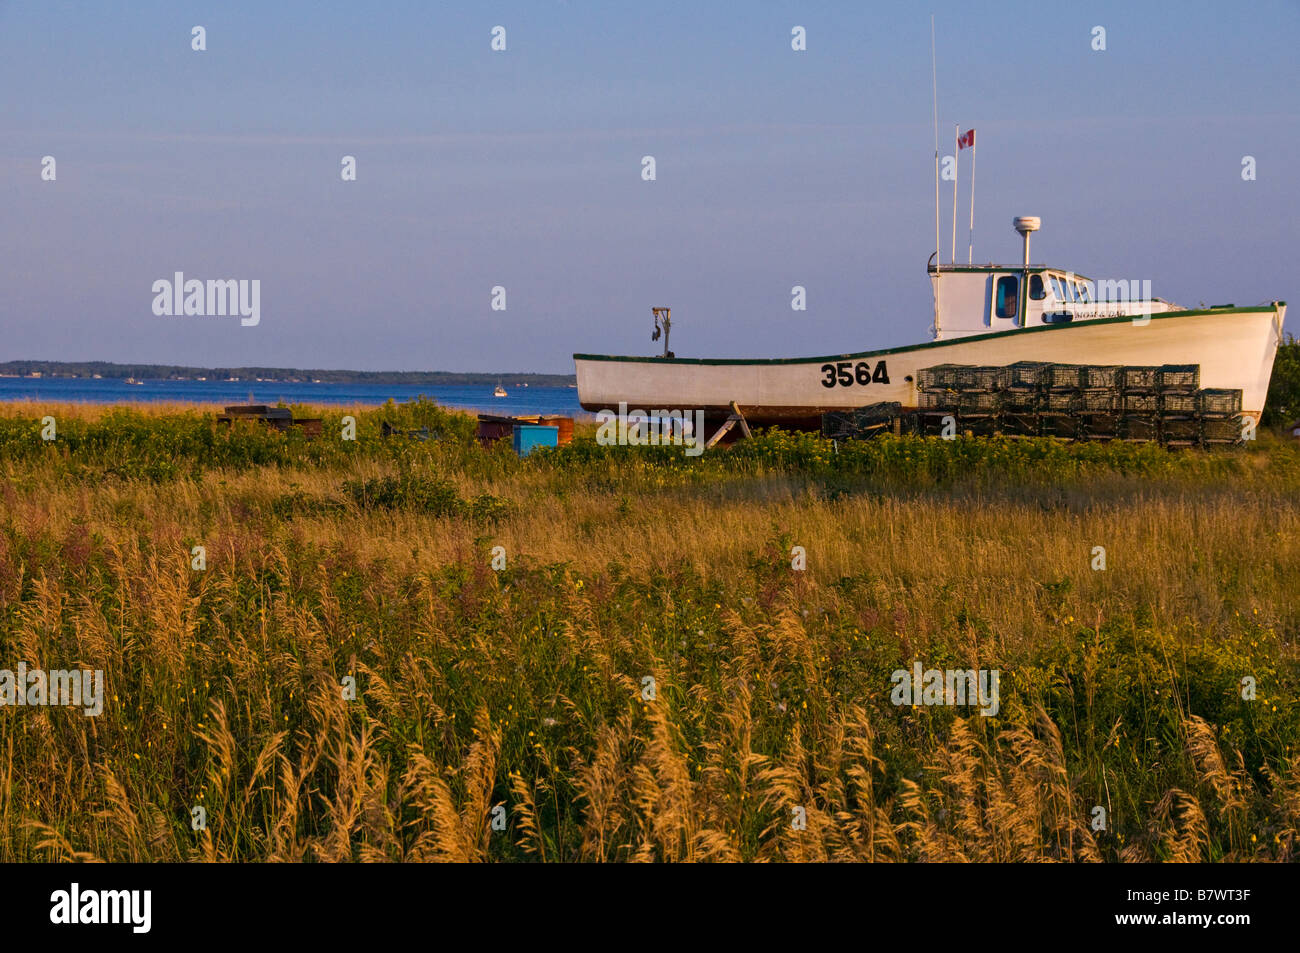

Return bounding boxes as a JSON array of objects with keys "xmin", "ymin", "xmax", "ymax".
[
  {"xmin": 493, "ymin": 383, "xmax": 508, "ymax": 398},
  {"xmin": 124, "ymin": 377, "xmax": 144, "ymax": 386},
  {"xmin": 574, "ymin": 217, "xmax": 1285, "ymax": 429}
]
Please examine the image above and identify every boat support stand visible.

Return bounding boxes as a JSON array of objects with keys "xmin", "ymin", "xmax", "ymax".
[{"xmin": 704, "ymin": 401, "xmax": 752, "ymax": 449}]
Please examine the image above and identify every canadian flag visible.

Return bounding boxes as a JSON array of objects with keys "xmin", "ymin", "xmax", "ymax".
[{"xmin": 957, "ymin": 128, "xmax": 975, "ymax": 150}]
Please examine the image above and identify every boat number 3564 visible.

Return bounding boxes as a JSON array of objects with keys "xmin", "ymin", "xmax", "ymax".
[{"xmin": 819, "ymin": 360, "xmax": 890, "ymax": 388}]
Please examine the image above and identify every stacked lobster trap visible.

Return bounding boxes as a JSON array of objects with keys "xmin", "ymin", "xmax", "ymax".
[
  {"xmin": 820, "ymin": 401, "xmax": 904, "ymax": 441},
  {"xmin": 827, "ymin": 361, "xmax": 1245, "ymax": 447},
  {"xmin": 913, "ymin": 364, "xmax": 998, "ymax": 437},
  {"xmin": 1199, "ymin": 388, "xmax": 1250, "ymax": 445}
]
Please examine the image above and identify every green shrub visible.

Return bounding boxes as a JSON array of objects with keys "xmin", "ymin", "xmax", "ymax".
[
  {"xmin": 1264, "ymin": 334, "xmax": 1300, "ymax": 427},
  {"xmin": 341, "ymin": 473, "xmax": 508, "ymax": 522}
]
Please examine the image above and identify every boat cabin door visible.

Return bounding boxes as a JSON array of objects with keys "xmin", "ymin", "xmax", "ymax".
[{"xmin": 988, "ymin": 273, "xmax": 1021, "ymax": 330}]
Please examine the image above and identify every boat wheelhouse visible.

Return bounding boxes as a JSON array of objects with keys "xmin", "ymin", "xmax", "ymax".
[{"xmin": 929, "ymin": 219, "xmax": 1181, "ymax": 340}]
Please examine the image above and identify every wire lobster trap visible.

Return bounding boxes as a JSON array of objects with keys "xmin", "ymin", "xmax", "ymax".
[
  {"xmin": 957, "ymin": 391, "xmax": 1003, "ymax": 415},
  {"xmin": 1157, "ymin": 364, "xmax": 1201, "ymax": 393},
  {"xmin": 999, "ymin": 412, "xmax": 1039, "ymax": 438},
  {"xmin": 1044, "ymin": 391, "xmax": 1081, "ymax": 413},
  {"xmin": 1198, "ymin": 388, "xmax": 1243, "ymax": 418},
  {"xmin": 1202, "ymin": 415, "xmax": 1246, "ymax": 445},
  {"xmin": 1082, "ymin": 365, "xmax": 1122, "ymax": 390},
  {"xmin": 1079, "ymin": 389, "xmax": 1119, "ymax": 412},
  {"xmin": 1040, "ymin": 414, "xmax": 1080, "ymax": 439},
  {"xmin": 1078, "ymin": 412, "xmax": 1122, "ymax": 440},
  {"xmin": 1161, "ymin": 393, "xmax": 1199, "ymax": 416},
  {"xmin": 917, "ymin": 364, "xmax": 1007, "ymax": 392},
  {"xmin": 916, "ymin": 364, "xmax": 963, "ymax": 391},
  {"xmin": 918, "ymin": 411, "xmax": 959, "ymax": 436},
  {"xmin": 1044, "ymin": 364, "xmax": 1085, "ymax": 391},
  {"xmin": 1005, "ymin": 361, "xmax": 1052, "ymax": 391},
  {"xmin": 1121, "ymin": 366, "xmax": 1161, "ymax": 394},
  {"xmin": 1122, "ymin": 416, "xmax": 1160, "ymax": 441},
  {"xmin": 1163, "ymin": 417, "xmax": 1200, "ymax": 444},
  {"xmin": 918, "ymin": 390, "xmax": 959, "ymax": 411},
  {"xmin": 1122, "ymin": 393, "xmax": 1160, "ymax": 415},
  {"xmin": 820, "ymin": 401, "xmax": 903, "ymax": 440}
]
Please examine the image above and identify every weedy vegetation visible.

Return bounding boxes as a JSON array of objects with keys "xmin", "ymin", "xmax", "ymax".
[{"xmin": 0, "ymin": 397, "xmax": 1297, "ymax": 861}]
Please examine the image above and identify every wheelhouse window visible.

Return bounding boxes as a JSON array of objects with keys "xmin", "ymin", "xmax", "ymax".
[
  {"xmin": 1029, "ymin": 274, "xmax": 1046, "ymax": 300},
  {"xmin": 995, "ymin": 276, "xmax": 1019, "ymax": 319}
]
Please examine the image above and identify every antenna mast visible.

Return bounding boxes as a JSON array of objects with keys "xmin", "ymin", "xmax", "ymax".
[
  {"xmin": 930, "ymin": 15, "xmax": 941, "ymax": 338},
  {"xmin": 967, "ymin": 130, "xmax": 976, "ymax": 264},
  {"xmin": 951, "ymin": 123, "xmax": 959, "ymax": 264}
]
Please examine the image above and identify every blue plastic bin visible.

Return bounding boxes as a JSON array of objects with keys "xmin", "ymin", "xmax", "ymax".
[{"xmin": 513, "ymin": 424, "xmax": 558, "ymax": 456}]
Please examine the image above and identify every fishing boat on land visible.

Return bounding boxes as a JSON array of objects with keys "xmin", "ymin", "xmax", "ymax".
[{"xmin": 574, "ymin": 217, "xmax": 1285, "ymax": 430}]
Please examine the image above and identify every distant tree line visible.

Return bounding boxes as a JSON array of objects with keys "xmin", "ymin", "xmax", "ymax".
[
  {"xmin": 0, "ymin": 360, "xmax": 576, "ymax": 387},
  {"xmin": 1265, "ymin": 334, "xmax": 1300, "ymax": 427}
]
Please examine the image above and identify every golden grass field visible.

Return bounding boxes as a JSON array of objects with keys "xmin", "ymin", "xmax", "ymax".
[{"xmin": 0, "ymin": 399, "xmax": 1297, "ymax": 861}]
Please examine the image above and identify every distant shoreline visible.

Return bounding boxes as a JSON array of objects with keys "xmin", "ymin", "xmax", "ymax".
[
  {"xmin": 0, "ymin": 375, "xmax": 586, "ymax": 415},
  {"xmin": 0, "ymin": 360, "xmax": 576, "ymax": 387}
]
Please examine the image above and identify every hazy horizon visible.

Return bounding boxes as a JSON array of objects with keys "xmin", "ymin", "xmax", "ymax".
[
  {"xmin": 0, "ymin": 357, "xmax": 574, "ymax": 377},
  {"xmin": 4, "ymin": 1, "xmax": 1297, "ymax": 374}
]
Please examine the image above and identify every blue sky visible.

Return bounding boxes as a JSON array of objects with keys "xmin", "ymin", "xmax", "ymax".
[{"xmin": 2, "ymin": 0, "xmax": 1297, "ymax": 372}]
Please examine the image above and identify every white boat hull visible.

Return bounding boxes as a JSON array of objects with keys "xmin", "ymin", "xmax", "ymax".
[{"xmin": 575, "ymin": 303, "xmax": 1286, "ymax": 427}]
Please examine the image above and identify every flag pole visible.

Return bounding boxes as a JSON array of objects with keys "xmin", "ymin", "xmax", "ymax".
[
  {"xmin": 951, "ymin": 123, "xmax": 959, "ymax": 264},
  {"xmin": 930, "ymin": 15, "xmax": 941, "ymax": 338},
  {"xmin": 967, "ymin": 132, "xmax": 976, "ymax": 264}
]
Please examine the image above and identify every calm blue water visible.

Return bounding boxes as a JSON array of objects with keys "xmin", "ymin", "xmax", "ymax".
[{"xmin": 0, "ymin": 377, "xmax": 587, "ymax": 418}]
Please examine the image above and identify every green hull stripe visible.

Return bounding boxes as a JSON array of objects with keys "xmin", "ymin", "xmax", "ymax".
[
  {"xmin": 573, "ymin": 303, "xmax": 1285, "ymax": 367},
  {"xmin": 929, "ymin": 265, "xmax": 1054, "ymax": 274}
]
